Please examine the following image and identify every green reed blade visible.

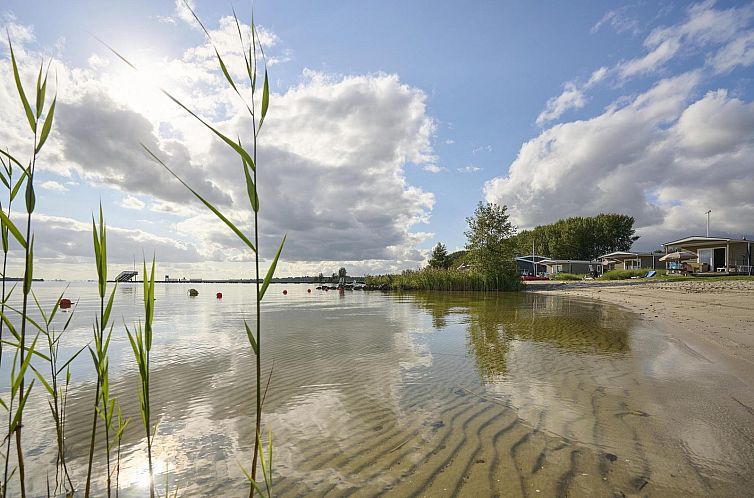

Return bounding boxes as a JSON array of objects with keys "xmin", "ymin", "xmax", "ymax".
[
  {"xmin": 24, "ymin": 173, "xmax": 35, "ymax": 214},
  {"xmin": 0, "ymin": 149, "xmax": 24, "ymax": 170},
  {"xmin": 0, "ymin": 210, "xmax": 27, "ymax": 249},
  {"xmin": 0, "ymin": 165, "xmax": 9, "ymax": 190},
  {"xmin": 30, "ymin": 290, "xmax": 47, "ymax": 326},
  {"xmin": 258, "ymin": 234, "xmax": 286, "ymax": 301},
  {"xmin": 31, "ymin": 365, "xmax": 54, "ymax": 397},
  {"xmin": 1, "ymin": 224, "xmax": 7, "ymax": 254},
  {"xmin": 36, "ymin": 95, "xmax": 56, "ymax": 153},
  {"xmin": 161, "ymin": 90, "xmax": 256, "ymax": 168},
  {"xmin": 47, "ymin": 287, "xmax": 68, "ymax": 324},
  {"xmin": 10, "ymin": 167, "xmax": 27, "ymax": 202},
  {"xmin": 10, "ymin": 379, "xmax": 35, "ymax": 433},
  {"xmin": 258, "ymin": 69, "xmax": 269, "ymax": 130},
  {"xmin": 8, "ymin": 34, "xmax": 36, "ymax": 133},
  {"xmin": 244, "ymin": 320, "xmax": 258, "ymax": 355},
  {"xmin": 241, "ymin": 152, "xmax": 259, "ymax": 212},
  {"xmin": 34, "ymin": 63, "xmax": 44, "ymax": 119},
  {"xmin": 12, "ymin": 334, "xmax": 39, "ymax": 396},
  {"xmin": 0, "ymin": 339, "xmax": 50, "ymax": 362},
  {"xmin": 103, "ymin": 285, "xmax": 117, "ymax": 327},
  {"xmin": 215, "ymin": 48, "xmax": 239, "ymax": 94},
  {"xmin": 142, "ymin": 144, "xmax": 257, "ymax": 252},
  {"xmin": 56, "ymin": 344, "xmax": 87, "ymax": 376},
  {"xmin": 23, "ymin": 234, "xmax": 34, "ymax": 295},
  {"xmin": 232, "ymin": 8, "xmax": 252, "ymax": 83}
]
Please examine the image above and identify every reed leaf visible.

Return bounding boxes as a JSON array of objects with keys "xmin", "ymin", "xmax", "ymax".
[
  {"xmin": 10, "ymin": 379, "xmax": 35, "ymax": 433},
  {"xmin": 0, "ymin": 210, "xmax": 27, "ymax": 249},
  {"xmin": 258, "ymin": 70, "xmax": 269, "ymax": 130},
  {"xmin": 34, "ymin": 64, "xmax": 43, "ymax": 119},
  {"xmin": 10, "ymin": 168, "xmax": 27, "ymax": 202},
  {"xmin": 258, "ymin": 234, "xmax": 286, "ymax": 301},
  {"xmin": 24, "ymin": 175, "xmax": 35, "ymax": 214},
  {"xmin": 35, "ymin": 95, "xmax": 56, "ymax": 153},
  {"xmin": 8, "ymin": 35, "xmax": 36, "ymax": 133},
  {"xmin": 142, "ymin": 144, "xmax": 257, "ymax": 252},
  {"xmin": 244, "ymin": 320, "xmax": 258, "ymax": 355},
  {"xmin": 23, "ymin": 235, "xmax": 34, "ymax": 295}
]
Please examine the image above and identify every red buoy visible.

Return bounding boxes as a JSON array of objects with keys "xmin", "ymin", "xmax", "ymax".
[
  {"xmin": 283, "ymin": 290, "xmax": 288, "ymax": 295},
  {"xmin": 216, "ymin": 292, "xmax": 223, "ymax": 299},
  {"xmin": 59, "ymin": 298, "xmax": 72, "ymax": 310},
  {"xmin": 307, "ymin": 288, "xmax": 311, "ymax": 293}
]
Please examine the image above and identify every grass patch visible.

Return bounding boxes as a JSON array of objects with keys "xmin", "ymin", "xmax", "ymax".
[{"xmin": 599, "ymin": 269, "xmax": 668, "ymax": 280}]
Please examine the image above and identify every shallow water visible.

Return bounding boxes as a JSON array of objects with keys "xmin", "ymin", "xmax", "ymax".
[{"xmin": 2, "ymin": 282, "xmax": 753, "ymax": 496}]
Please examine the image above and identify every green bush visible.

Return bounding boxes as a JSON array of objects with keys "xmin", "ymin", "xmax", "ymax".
[{"xmin": 550, "ymin": 272, "xmax": 582, "ymax": 281}]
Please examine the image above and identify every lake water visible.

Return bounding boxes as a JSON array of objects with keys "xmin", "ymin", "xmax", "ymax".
[{"xmin": 2, "ymin": 282, "xmax": 753, "ymax": 497}]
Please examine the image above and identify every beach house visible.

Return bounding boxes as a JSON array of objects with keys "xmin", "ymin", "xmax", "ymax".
[
  {"xmin": 598, "ymin": 251, "xmax": 659, "ymax": 272},
  {"xmin": 662, "ymin": 236, "xmax": 753, "ymax": 274},
  {"xmin": 515, "ymin": 255, "xmax": 548, "ymax": 276},
  {"xmin": 538, "ymin": 259, "xmax": 601, "ymax": 276}
]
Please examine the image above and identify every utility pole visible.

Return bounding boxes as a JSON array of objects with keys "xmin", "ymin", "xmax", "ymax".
[{"xmin": 705, "ymin": 210, "xmax": 712, "ymax": 237}]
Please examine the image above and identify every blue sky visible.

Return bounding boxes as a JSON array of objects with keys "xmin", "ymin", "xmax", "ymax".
[{"xmin": 2, "ymin": 1, "xmax": 754, "ymax": 278}]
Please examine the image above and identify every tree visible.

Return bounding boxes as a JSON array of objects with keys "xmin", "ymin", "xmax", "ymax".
[
  {"xmin": 464, "ymin": 202, "xmax": 517, "ymax": 275},
  {"xmin": 428, "ymin": 242, "xmax": 451, "ymax": 269},
  {"xmin": 338, "ymin": 267, "xmax": 347, "ymax": 284},
  {"xmin": 509, "ymin": 213, "xmax": 637, "ymax": 260}
]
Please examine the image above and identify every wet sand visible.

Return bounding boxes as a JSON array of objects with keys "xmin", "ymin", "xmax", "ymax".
[{"xmin": 527, "ymin": 279, "xmax": 754, "ymax": 384}]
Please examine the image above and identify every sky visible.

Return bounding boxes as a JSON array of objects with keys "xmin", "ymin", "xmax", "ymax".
[{"xmin": 1, "ymin": 0, "xmax": 754, "ymax": 279}]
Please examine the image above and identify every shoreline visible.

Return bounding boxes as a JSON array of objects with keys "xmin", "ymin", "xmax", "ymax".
[{"xmin": 526, "ymin": 279, "xmax": 754, "ymax": 386}]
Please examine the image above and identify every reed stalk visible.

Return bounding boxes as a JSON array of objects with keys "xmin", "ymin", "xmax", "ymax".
[
  {"xmin": 1, "ymin": 32, "xmax": 56, "ymax": 498},
  {"xmin": 85, "ymin": 205, "xmax": 117, "ymax": 497},
  {"xmin": 26, "ymin": 290, "xmax": 84, "ymax": 495},
  {"xmin": 125, "ymin": 258, "xmax": 156, "ymax": 497}
]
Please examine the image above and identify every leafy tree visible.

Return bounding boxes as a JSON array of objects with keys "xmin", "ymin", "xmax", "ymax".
[
  {"xmin": 447, "ymin": 250, "xmax": 469, "ymax": 269},
  {"xmin": 428, "ymin": 242, "xmax": 451, "ymax": 269},
  {"xmin": 510, "ymin": 213, "xmax": 637, "ymax": 260},
  {"xmin": 338, "ymin": 267, "xmax": 347, "ymax": 279},
  {"xmin": 464, "ymin": 202, "xmax": 517, "ymax": 275}
]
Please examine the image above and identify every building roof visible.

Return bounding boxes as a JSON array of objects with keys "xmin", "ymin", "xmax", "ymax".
[
  {"xmin": 515, "ymin": 255, "xmax": 548, "ymax": 263},
  {"xmin": 598, "ymin": 251, "xmax": 657, "ymax": 259},
  {"xmin": 539, "ymin": 259, "xmax": 600, "ymax": 265},
  {"xmin": 663, "ymin": 236, "xmax": 751, "ymax": 246}
]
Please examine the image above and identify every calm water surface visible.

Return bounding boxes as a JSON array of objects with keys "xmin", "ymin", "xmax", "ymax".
[{"xmin": 2, "ymin": 282, "xmax": 753, "ymax": 497}]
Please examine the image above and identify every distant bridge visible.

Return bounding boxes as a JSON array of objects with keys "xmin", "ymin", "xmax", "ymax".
[{"xmin": 114, "ymin": 270, "xmax": 138, "ymax": 282}]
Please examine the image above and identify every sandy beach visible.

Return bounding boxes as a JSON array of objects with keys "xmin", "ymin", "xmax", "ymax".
[{"xmin": 527, "ymin": 279, "xmax": 754, "ymax": 385}]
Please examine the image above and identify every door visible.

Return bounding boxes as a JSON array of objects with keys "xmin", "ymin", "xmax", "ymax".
[{"xmin": 714, "ymin": 247, "xmax": 726, "ymax": 270}]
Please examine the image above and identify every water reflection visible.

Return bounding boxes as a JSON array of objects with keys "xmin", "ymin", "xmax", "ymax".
[{"xmin": 410, "ymin": 292, "xmax": 631, "ymax": 380}]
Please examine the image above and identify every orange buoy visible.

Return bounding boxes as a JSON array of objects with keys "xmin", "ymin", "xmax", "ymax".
[
  {"xmin": 283, "ymin": 290, "xmax": 288, "ymax": 295},
  {"xmin": 216, "ymin": 292, "xmax": 223, "ymax": 299},
  {"xmin": 59, "ymin": 298, "xmax": 72, "ymax": 310}
]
